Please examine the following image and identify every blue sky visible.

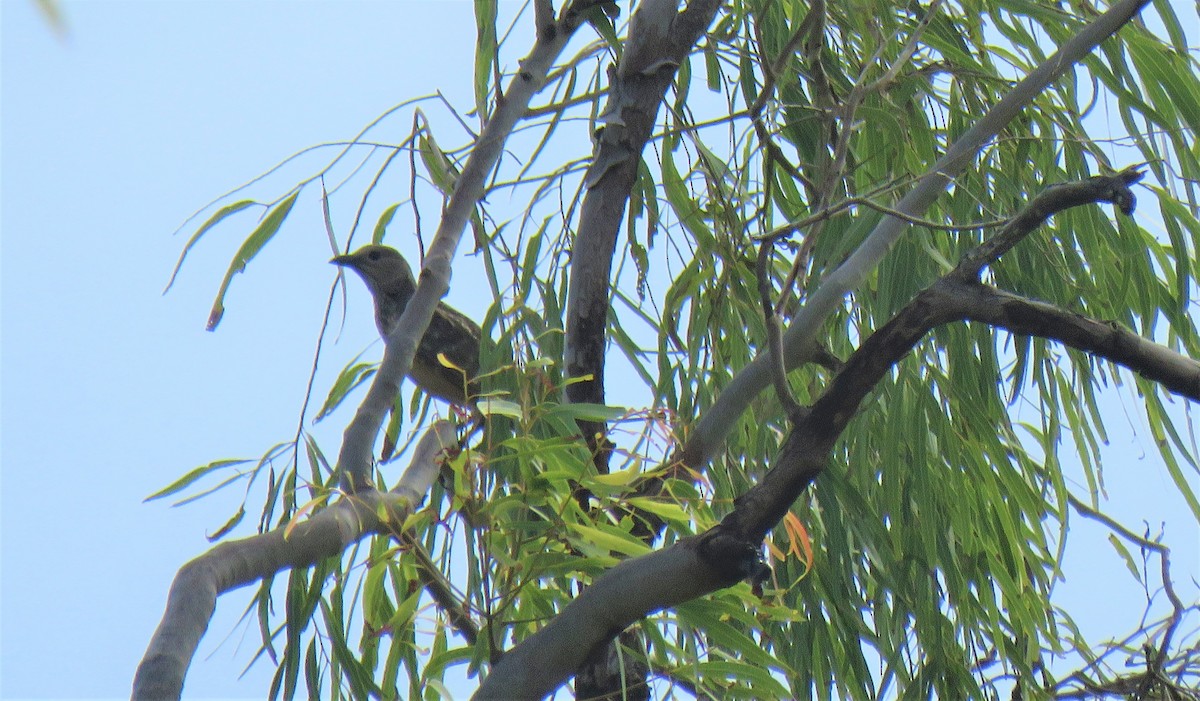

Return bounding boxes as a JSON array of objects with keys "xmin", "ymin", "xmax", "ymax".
[{"xmin": 2, "ymin": 2, "xmax": 1197, "ymax": 700}]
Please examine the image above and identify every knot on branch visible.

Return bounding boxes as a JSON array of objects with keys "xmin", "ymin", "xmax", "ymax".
[
  {"xmin": 1105, "ymin": 166, "xmax": 1144, "ymax": 215},
  {"xmin": 695, "ymin": 525, "xmax": 769, "ymax": 588}
]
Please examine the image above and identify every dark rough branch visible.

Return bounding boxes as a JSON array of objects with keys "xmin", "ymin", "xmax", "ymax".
[
  {"xmin": 947, "ymin": 283, "xmax": 1200, "ymax": 400},
  {"xmin": 725, "ymin": 168, "xmax": 1200, "ymax": 542},
  {"xmin": 563, "ymin": 0, "xmax": 723, "ymax": 472},
  {"xmin": 475, "ymin": 534, "xmax": 750, "ymax": 699},
  {"xmin": 951, "ymin": 169, "xmax": 1142, "ymax": 281},
  {"xmin": 558, "ymin": 1, "xmax": 726, "ymax": 697}
]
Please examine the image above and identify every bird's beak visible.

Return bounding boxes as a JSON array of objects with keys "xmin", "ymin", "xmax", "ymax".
[{"xmin": 330, "ymin": 254, "xmax": 354, "ymax": 267}]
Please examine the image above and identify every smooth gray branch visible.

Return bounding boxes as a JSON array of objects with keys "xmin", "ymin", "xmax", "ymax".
[{"xmin": 133, "ymin": 421, "xmax": 458, "ymax": 700}]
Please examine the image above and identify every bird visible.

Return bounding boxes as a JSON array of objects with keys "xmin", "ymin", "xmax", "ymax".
[{"xmin": 332, "ymin": 244, "xmax": 481, "ymax": 407}]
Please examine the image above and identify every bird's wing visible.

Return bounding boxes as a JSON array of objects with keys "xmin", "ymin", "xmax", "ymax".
[{"xmin": 411, "ymin": 303, "xmax": 482, "ymax": 404}]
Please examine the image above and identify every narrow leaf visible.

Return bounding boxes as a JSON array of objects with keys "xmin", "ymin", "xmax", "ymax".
[
  {"xmin": 372, "ymin": 203, "xmax": 401, "ymax": 244},
  {"xmin": 164, "ymin": 199, "xmax": 257, "ymax": 292},
  {"xmin": 315, "ymin": 360, "xmax": 378, "ymax": 422},
  {"xmin": 144, "ymin": 458, "xmax": 252, "ymax": 501},
  {"xmin": 206, "ymin": 191, "xmax": 300, "ymax": 331}
]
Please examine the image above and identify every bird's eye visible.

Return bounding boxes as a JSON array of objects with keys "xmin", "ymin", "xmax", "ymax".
[{"xmin": 368, "ymin": 250, "xmax": 381, "ymax": 261}]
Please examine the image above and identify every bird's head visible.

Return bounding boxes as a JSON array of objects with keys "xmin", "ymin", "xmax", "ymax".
[{"xmin": 331, "ymin": 245, "xmax": 415, "ymax": 294}]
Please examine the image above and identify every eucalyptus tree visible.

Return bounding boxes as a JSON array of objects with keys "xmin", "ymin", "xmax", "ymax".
[{"xmin": 136, "ymin": 0, "xmax": 1200, "ymax": 698}]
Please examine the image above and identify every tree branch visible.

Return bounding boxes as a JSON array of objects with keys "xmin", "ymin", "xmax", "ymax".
[
  {"xmin": 757, "ymin": 239, "xmax": 805, "ymax": 417},
  {"xmin": 133, "ymin": 422, "xmax": 458, "ymax": 700},
  {"xmin": 950, "ymin": 168, "xmax": 1143, "ymax": 280},
  {"xmin": 474, "ymin": 511, "xmax": 759, "ymax": 699},
  {"xmin": 944, "ymin": 283, "xmax": 1200, "ymax": 401},
  {"xmin": 400, "ymin": 532, "xmax": 481, "ymax": 648},
  {"xmin": 563, "ymin": 0, "xmax": 723, "ymax": 473}
]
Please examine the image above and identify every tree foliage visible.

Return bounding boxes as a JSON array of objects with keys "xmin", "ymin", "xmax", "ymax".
[{"xmin": 137, "ymin": 0, "xmax": 1199, "ymax": 699}]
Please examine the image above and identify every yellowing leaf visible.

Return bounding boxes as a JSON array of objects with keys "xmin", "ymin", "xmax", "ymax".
[{"xmin": 783, "ymin": 511, "xmax": 813, "ymax": 568}]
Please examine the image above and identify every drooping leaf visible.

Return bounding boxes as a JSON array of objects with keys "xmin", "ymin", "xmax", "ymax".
[
  {"xmin": 206, "ymin": 191, "xmax": 300, "ymax": 331},
  {"xmin": 144, "ymin": 458, "xmax": 252, "ymax": 501},
  {"xmin": 165, "ymin": 199, "xmax": 257, "ymax": 292}
]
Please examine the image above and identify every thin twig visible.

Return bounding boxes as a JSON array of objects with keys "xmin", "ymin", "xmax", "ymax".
[{"xmin": 756, "ymin": 241, "xmax": 805, "ymax": 418}]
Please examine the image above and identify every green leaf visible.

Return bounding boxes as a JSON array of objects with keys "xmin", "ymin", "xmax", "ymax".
[
  {"xmin": 661, "ymin": 145, "xmax": 713, "ymax": 245},
  {"xmin": 626, "ymin": 497, "xmax": 693, "ymax": 529},
  {"xmin": 172, "ymin": 469, "xmax": 251, "ymax": 508},
  {"xmin": 583, "ymin": 4, "xmax": 621, "ymax": 59},
  {"xmin": 206, "ymin": 505, "xmax": 246, "ymax": 542},
  {"xmin": 696, "ymin": 660, "xmax": 791, "ymax": 697},
  {"xmin": 704, "ymin": 41, "xmax": 721, "ymax": 91},
  {"xmin": 314, "ymin": 359, "xmax": 378, "ymax": 422},
  {"xmin": 206, "ymin": 190, "xmax": 300, "ymax": 331},
  {"xmin": 565, "ymin": 522, "xmax": 649, "ymax": 558},
  {"xmin": 1127, "ymin": 34, "xmax": 1200, "ymax": 142},
  {"xmin": 165, "ymin": 199, "xmax": 257, "ymax": 292},
  {"xmin": 144, "ymin": 458, "xmax": 252, "ymax": 501},
  {"xmin": 543, "ymin": 401, "xmax": 626, "ymax": 422},
  {"xmin": 416, "ymin": 117, "xmax": 458, "ymax": 196},
  {"xmin": 1106, "ymin": 534, "xmax": 1144, "ymax": 582},
  {"xmin": 478, "ymin": 396, "xmax": 524, "ymax": 420},
  {"xmin": 372, "ymin": 203, "xmax": 401, "ymax": 244},
  {"xmin": 473, "ymin": 0, "xmax": 498, "ymax": 119}
]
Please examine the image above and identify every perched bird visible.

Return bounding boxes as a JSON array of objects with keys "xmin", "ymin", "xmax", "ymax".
[{"xmin": 332, "ymin": 245, "xmax": 481, "ymax": 407}]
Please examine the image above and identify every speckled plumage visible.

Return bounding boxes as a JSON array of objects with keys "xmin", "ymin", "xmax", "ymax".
[{"xmin": 332, "ymin": 245, "xmax": 481, "ymax": 406}]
